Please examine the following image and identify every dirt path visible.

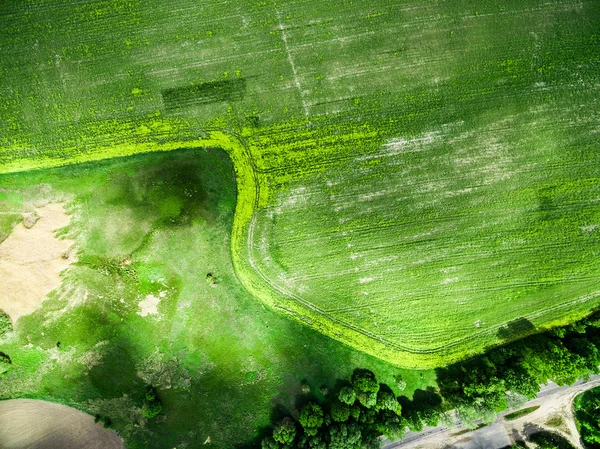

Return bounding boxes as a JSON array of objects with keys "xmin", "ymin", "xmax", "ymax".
[
  {"xmin": 0, "ymin": 399, "xmax": 124, "ymax": 449},
  {"xmin": 384, "ymin": 376, "xmax": 600, "ymax": 449},
  {"xmin": 0, "ymin": 203, "xmax": 75, "ymax": 323}
]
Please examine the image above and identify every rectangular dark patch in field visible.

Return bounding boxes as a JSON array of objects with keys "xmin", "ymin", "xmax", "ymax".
[{"xmin": 162, "ymin": 78, "xmax": 247, "ymax": 112}]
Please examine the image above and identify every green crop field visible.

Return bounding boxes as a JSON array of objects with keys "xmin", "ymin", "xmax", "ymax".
[{"xmin": 1, "ymin": 0, "xmax": 599, "ymax": 368}]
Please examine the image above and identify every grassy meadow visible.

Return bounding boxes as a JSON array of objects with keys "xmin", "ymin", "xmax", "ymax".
[
  {"xmin": 0, "ymin": 0, "xmax": 599, "ymax": 368},
  {"xmin": 0, "ymin": 149, "xmax": 432, "ymax": 448}
]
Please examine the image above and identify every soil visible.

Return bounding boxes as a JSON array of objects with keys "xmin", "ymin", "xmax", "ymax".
[
  {"xmin": 0, "ymin": 399, "xmax": 124, "ymax": 449},
  {"xmin": 0, "ymin": 203, "xmax": 76, "ymax": 323},
  {"xmin": 138, "ymin": 293, "xmax": 161, "ymax": 317}
]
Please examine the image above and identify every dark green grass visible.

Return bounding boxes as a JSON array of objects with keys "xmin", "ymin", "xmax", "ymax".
[
  {"xmin": 504, "ymin": 406, "xmax": 540, "ymax": 421},
  {"xmin": 0, "ymin": 149, "xmax": 433, "ymax": 449},
  {"xmin": 162, "ymin": 78, "xmax": 247, "ymax": 111},
  {"xmin": 451, "ymin": 423, "xmax": 486, "ymax": 436}
]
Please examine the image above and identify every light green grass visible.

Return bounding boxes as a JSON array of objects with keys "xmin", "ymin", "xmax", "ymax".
[
  {"xmin": 1, "ymin": 0, "xmax": 599, "ymax": 367},
  {"xmin": 0, "ymin": 149, "xmax": 433, "ymax": 449}
]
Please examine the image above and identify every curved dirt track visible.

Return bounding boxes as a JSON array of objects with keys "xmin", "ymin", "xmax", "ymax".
[{"xmin": 0, "ymin": 399, "xmax": 125, "ymax": 449}]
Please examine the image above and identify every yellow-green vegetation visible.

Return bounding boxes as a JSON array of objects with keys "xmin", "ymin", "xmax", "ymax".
[{"xmin": 1, "ymin": 0, "xmax": 600, "ymax": 367}]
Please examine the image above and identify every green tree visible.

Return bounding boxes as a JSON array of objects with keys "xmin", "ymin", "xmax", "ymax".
[
  {"xmin": 504, "ymin": 366, "xmax": 540, "ymax": 399},
  {"xmin": 413, "ymin": 389, "xmax": 443, "ymax": 427},
  {"xmin": 338, "ymin": 386, "xmax": 356, "ymax": 405},
  {"xmin": 349, "ymin": 404, "xmax": 361, "ymax": 421},
  {"xmin": 330, "ymin": 401, "xmax": 350, "ymax": 422},
  {"xmin": 569, "ymin": 338, "xmax": 600, "ymax": 373},
  {"xmin": 0, "ymin": 311, "xmax": 12, "ymax": 338},
  {"xmin": 357, "ymin": 407, "xmax": 378, "ymax": 426},
  {"xmin": 398, "ymin": 396, "xmax": 423, "ymax": 432},
  {"xmin": 376, "ymin": 390, "xmax": 400, "ymax": 413},
  {"xmin": 328, "ymin": 423, "xmax": 362, "ymax": 449},
  {"xmin": 375, "ymin": 410, "xmax": 406, "ymax": 440},
  {"xmin": 351, "ymin": 369, "xmax": 380, "ymax": 408},
  {"xmin": 358, "ymin": 391, "xmax": 378, "ymax": 408},
  {"xmin": 297, "ymin": 434, "xmax": 326, "ymax": 449},
  {"xmin": 299, "ymin": 403, "xmax": 324, "ymax": 436},
  {"xmin": 523, "ymin": 338, "xmax": 586, "ymax": 385},
  {"xmin": 273, "ymin": 417, "xmax": 296, "ymax": 445}
]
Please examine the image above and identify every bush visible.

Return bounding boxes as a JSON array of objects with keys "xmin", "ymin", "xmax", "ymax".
[
  {"xmin": 338, "ymin": 386, "xmax": 356, "ymax": 406},
  {"xmin": 142, "ymin": 386, "xmax": 163, "ymax": 418},
  {"xmin": 0, "ymin": 352, "xmax": 11, "ymax": 375},
  {"xmin": 331, "ymin": 401, "xmax": 350, "ymax": 422},
  {"xmin": 0, "ymin": 311, "xmax": 12, "ymax": 338}
]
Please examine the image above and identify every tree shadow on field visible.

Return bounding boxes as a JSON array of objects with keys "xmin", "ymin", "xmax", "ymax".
[
  {"xmin": 103, "ymin": 148, "xmax": 232, "ymax": 228},
  {"xmin": 497, "ymin": 318, "xmax": 535, "ymax": 342},
  {"xmin": 17, "ymin": 297, "xmax": 152, "ymax": 439}
]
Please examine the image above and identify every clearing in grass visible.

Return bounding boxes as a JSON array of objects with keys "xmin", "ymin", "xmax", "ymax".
[{"xmin": 0, "ymin": 203, "xmax": 75, "ymax": 322}]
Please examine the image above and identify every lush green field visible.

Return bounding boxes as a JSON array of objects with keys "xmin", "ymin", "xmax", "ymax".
[
  {"xmin": 0, "ymin": 150, "xmax": 432, "ymax": 448},
  {"xmin": 1, "ymin": 0, "xmax": 599, "ymax": 367}
]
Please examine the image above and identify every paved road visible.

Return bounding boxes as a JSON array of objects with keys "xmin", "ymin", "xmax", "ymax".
[{"xmin": 384, "ymin": 375, "xmax": 600, "ymax": 449}]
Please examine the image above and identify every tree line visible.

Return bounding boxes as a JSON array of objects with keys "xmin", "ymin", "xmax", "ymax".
[
  {"xmin": 261, "ymin": 310, "xmax": 600, "ymax": 449},
  {"xmin": 262, "ymin": 368, "xmax": 442, "ymax": 449}
]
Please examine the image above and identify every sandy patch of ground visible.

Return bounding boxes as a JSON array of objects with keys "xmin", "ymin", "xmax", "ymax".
[
  {"xmin": 0, "ymin": 203, "xmax": 76, "ymax": 323},
  {"xmin": 138, "ymin": 292, "xmax": 165, "ymax": 317},
  {"xmin": 0, "ymin": 399, "xmax": 124, "ymax": 449}
]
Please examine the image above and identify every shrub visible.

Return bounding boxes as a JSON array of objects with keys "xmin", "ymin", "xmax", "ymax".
[
  {"xmin": 0, "ymin": 311, "xmax": 12, "ymax": 338},
  {"xmin": 0, "ymin": 352, "xmax": 11, "ymax": 375},
  {"xmin": 142, "ymin": 386, "xmax": 163, "ymax": 418}
]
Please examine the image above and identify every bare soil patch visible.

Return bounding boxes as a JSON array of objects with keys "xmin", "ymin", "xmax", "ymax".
[
  {"xmin": 0, "ymin": 203, "xmax": 75, "ymax": 323},
  {"xmin": 138, "ymin": 292, "xmax": 165, "ymax": 317},
  {"xmin": 0, "ymin": 399, "xmax": 124, "ymax": 449}
]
